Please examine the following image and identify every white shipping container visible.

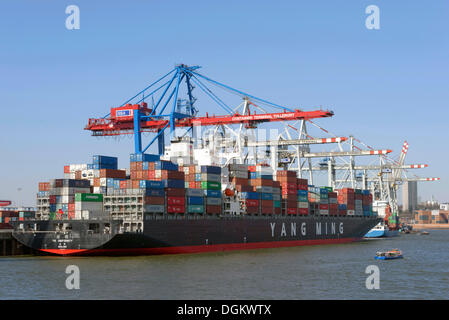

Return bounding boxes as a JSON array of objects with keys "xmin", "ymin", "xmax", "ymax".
[
  {"xmin": 320, "ymin": 210, "xmax": 329, "ymax": 215},
  {"xmin": 206, "ymin": 198, "xmax": 222, "ymax": 206},
  {"xmin": 186, "ymin": 188, "xmax": 204, "ymax": 197},
  {"xmin": 144, "ymin": 205, "xmax": 165, "ymax": 213},
  {"xmin": 255, "ymin": 186, "xmax": 273, "ymax": 194},
  {"xmin": 228, "ymin": 164, "xmax": 249, "ymax": 172},
  {"xmin": 298, "ymin": 202, "xmax": 309, "ymax": 209},
  {"xmin": 100, "ymin": 178, "xmax": 108, "ymax": 187},
  {"xmin": 230, "ymin": 171, "xmax": 249, "ymax": 179},
  {"xmin": 201, "ymin": 173, "xmax": 221, "ymax": 183},
  {"xmin": 75, "ymin": 202, "xmax": 103, "ymax": 211},
  {"xmin": 347, "ymin": 210, "xmax": 355, "ymax": 216}
]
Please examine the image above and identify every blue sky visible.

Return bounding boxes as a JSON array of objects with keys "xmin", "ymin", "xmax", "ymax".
[{"xmin": 0, "ymin": 0, "xmax": 448, "ymax": 206}]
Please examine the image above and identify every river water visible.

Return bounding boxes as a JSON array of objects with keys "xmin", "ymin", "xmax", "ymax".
[{"xmin": 1, "ymin": 230, "xmax": 448, "ymax": 300}]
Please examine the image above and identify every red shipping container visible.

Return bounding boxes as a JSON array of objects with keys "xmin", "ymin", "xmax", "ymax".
[
  {"xmin": 298, "ymin": 208, "xmax": 309, "ymax": 215},
  {"xmin": 282, "ymin": 195, "xmax": 297, "ymax": 202},
  {"xmin": 261, "ymin": 206, "xmax": 273, "ymax": 214},
  {"xmin": 167, "ymin": 205, "xmax": 185, "ymax": 214},
  {"xmin": 100, "ymin": 169, "xmax": 127, "ymax": 179},
  {"xmin": 244, "ymin": 199, "xmax": 259, "ymax": 207},
  {"xmin": 273, "ymin": 181, "xmax": 281, "ymax": 188},
  {"xmin": 276, "ymin": 170, "xmax": 297, "ymax": 178},
  {"xmin": 297, "ymin": 178, "xmax": 308, "ymax": 186},
  {"xmin": 206, "ymin": 205, "xmax": 221, "ymax": 214},
  {"xmin": 167, "ymin": 197, "xmax": 185, "ymax": 206},
  {"xmin": 281, "ymin": 182, "xmax": 297, "ymax": 190},
  {"xmin": 328, "ymin": 192, "xmax": 337, "ymax": 198},
  {"xmin": 231, "ymin": 177, "xmax": 249, "ymax": 186},
  {"xmin": 274, "ymin": 207, "xmax": 281, "ymax": 214},
  {"xmin": 49, "ymin": 195, "xmax": 56, "ymax": 204},
  {"xmin": 282, "ymin": 188, "xmax": 297, "ymax": 195},
  {"xmin": 166, "ymin": 188, "xmax": 186, "ymax": 197},
  {"xmin": 340, "ymin": 188, "xmax": 354, "ymax": 194},
  {"xmin": 64, "ymin": 165, "xmax": 70, "ymax": 174},
  {"xmin": 261, "ymin": 200, "xmax": 273, "ymax": 207},
  {"xmin": 283, "ymin": 200, "xmax": 297, "ymax": 208},
  {"xmin": 339, "ymin": 210, "xmax": 347, "ymax": 216},
  {"xmin": 130, "ymin": 162, "xmax": 137, "ymax": 171},
  {"xmin": 249, "ymin": 179, "xmax": 273, "ymax": 187},
  {"xmin": 320, "ymin": 204, "xmax": 329, "ymax": 210},
  {"xmin": 245, "ymin": 206, "xmax": 259, "ymax": 214},
  {"xmin": 144, "ymin": 196, "xmax": 165, "ymax": 205},
  {"xmin": 286, "ymin": 208, "xmax": 297, "ymax": 215},
  {"xmin": 38, "ymin": 182, "xmax": 50, "ymax": 191},
  {"xmin": 297, "ymin": 184, "xmax": 308, "ymax": 191},
  {"xmin": 161, "ymin": 170, "xmax": 185, "ymax": 180},
  {"xmin": 136, "ymin": 162, "xmax": 143, "ymax": 171},
  {"xmin": 120, "ymin": 180, "xmax": 127, "ymax": 189},
  {"xmin": 132, "ymin": 180, "xmax": 140, "ymax": 189},
  {"xmin": 346, "ymin": 203, "xmax": 355, "ymax": 210},
  {"xmin": 275, "ymin": 176, "xmax": 297, "ymax": 183}
]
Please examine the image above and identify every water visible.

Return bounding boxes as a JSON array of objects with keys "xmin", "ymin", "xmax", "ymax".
[{"xmin": 1, "ymin": 230, "xmax": 448, "ymax": 300}]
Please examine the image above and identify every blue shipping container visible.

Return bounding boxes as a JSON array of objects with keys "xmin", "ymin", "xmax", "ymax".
[
  {"xmin": 297, "ymin": 189, "xmax": 308, "ymax": 196},
  {"xmin": 261, "ymin": 193, "xmax": 273, "ymax": 200},
  {"xmin": 201, "ymin": 166, "xmax": 221, "ymax": 175},
  {"xmin": 164, "ymin": 179, "xmax": 184, "ymax": 189},
  {"xmin": 155, "ymin": 161, "xmax": 178, "ymax": 171},
  {"xmin": 144, "ymin": 189, "xmax": 165, "ymax": 197},
  {"xmin": 139, "ymin": 180, "xmax": 165, "ymax": 189},
  {"xmin": 240, "ymin": 192, "xmax": 259, "ymax": 200},
  {"xmin": 130, "ymin": 153, "xmax": 160, "ymax": 163},
  {"xmin": 204, "ymin": 190, "xmax": 221, "ymax": 198},
  {"xmin": 188, "ymin": 196, "xmax": 204, "ymax": 205}
]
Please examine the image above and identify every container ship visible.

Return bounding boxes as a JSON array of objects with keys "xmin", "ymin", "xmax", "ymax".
[
  {"xmin": 12, "ymin": 145, "xmax": 380, "ymax": 256},
  {"xmin": 11, "ymin": 65, "xmax": 383, "ymax": 256}
]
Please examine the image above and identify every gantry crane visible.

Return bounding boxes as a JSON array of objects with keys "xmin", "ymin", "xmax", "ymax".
[
  {"xmin": 85, "ymin": 64, "xmax": 333, "ymax": 156},
  {"xmin": 84, "ymin": 64, "xmax": 439, "ymax": 225}
]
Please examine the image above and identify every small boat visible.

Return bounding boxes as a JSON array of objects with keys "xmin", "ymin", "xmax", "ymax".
[
  {"xmin": 420, "ymin": 231, "xmax": 429, "ymax": 235},
  {"xmin": 375, "ymin": 249, "xmax": 403, "ymax": 260}
]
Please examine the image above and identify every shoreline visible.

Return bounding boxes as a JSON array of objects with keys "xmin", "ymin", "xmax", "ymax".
[{"xmin": 412, "ymin": 224, "xmax": 449, "ymax": 230}]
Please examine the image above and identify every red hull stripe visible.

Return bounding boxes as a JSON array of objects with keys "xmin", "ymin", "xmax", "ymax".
[{"xmin": 39, "ymin": 237, "xmax": 360, "ymax": 256}]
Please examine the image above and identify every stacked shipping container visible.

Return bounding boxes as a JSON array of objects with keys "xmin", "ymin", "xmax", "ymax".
[{"xmin": 276, "ymin": 170, "xmax": 297, "ymax": 215}]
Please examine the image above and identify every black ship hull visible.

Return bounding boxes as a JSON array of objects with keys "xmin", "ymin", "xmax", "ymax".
[{"xmin": 12, "ymin": 216, "xmax": 381, "ymax": 256}]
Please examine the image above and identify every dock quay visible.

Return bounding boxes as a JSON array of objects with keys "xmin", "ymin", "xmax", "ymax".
[{"xmin": 0, "ymin": 228, "xmax": 36, "ymax": 256}]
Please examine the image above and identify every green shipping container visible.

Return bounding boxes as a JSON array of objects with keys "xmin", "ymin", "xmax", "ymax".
[
  {"xmin": 323, "ymin": 187, "xmax": 333, "ymax": 192},
  {"xmin": 188, "ymin": 205, "xmax": 204, "ymax": 213},
  {"xmin": 274, "ymin": 200, "xmax": 281, "ymax": 208},
  {"xmin": 201, "ymin": 181, "xmax": 221, "ymax": 190},
  {"xmin": 49, "ymin": 212, "xmax": 56, "ymax": 220},
  {"xmin": 75, "ymin": 193, "xmax": 103, "ymax": 202}
]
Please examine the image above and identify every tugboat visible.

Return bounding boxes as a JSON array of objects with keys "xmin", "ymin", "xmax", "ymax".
[{"xmin": 374, "ymin": 249, "xmax": 403, "ymax": 260}]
